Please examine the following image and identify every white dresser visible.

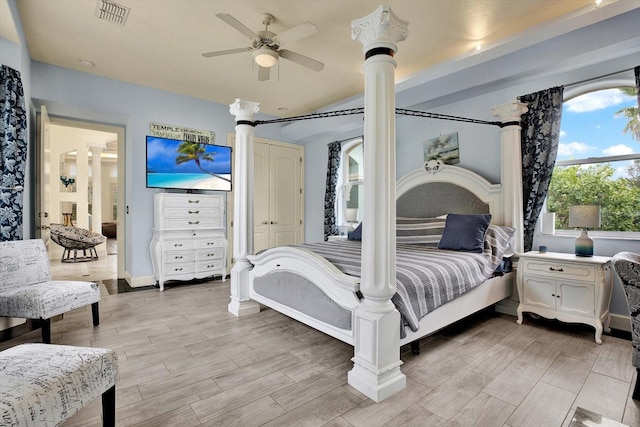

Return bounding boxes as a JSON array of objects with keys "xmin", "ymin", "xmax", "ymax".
[
  {"xmin": 516, "ymin": 251, "xmax": 613, "ymax": 344},
  {"xmin": 150, "ymin": 193, "xmax": 227, "ymax": 291}
]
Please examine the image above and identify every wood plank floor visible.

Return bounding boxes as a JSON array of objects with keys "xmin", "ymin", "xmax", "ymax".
[{"xmin": 1, "ymin": 254, "xmax": 639, "ymax": 426}]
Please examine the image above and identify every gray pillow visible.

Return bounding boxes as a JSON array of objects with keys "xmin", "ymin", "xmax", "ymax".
[
  {"xmin": 438, "ymin": 213, "xmax": 491, "ymax": 253},
  {"xmin": 396, "ymin": 217, "xmax": 446, "ymax": 246}
]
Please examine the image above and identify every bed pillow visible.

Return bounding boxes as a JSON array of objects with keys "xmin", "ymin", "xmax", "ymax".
[
  {"xmin": 483, "ymin": 224, "xmax": 516, "ymax": 266},
  {"xmin": 437, "ymin": 213, "xmax": 491, "ymax": 253},
  {"xmin": 396, "ymin": 217, "xmax": 446, "ymax": 246},
  {"xmin": 348, "ymin": 222, "xmax": 362, "ymax": 241}
]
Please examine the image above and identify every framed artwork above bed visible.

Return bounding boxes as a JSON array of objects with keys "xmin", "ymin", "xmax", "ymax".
[{"xmin": 423, "ymin": 132, "xmax": 460, "ymax": 165}]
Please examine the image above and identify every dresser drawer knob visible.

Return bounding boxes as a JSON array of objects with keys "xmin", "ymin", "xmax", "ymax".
[
  {"xmin": 188, "ymin": 210, "xmax": 200, "ymax": 214},
  {"xmin": 549, "ymin": 267, "xmax": 564, "ymax": 272},
  {"xmin": 188, "ymin": 199, "xmax": 200, "ymax": 203},
  {"xmin": 174, "ymin": 243, "xmax": 183, "ymax": 247},
  {"xmin": 174, "ymin": 267, "xmax": 183, "ymax": 271},
  {"xmin": 174, "ymin": 256, "xmax": 183, "ymax": 259},
  {"xmin": 189, "ymin": 221, "xmax": 200, "ymax": 225}
]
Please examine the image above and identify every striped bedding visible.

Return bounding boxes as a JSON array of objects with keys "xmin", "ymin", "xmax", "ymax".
[{"xmin": 299, "ymin": 226, "xmax": 512, "ymax": 337}]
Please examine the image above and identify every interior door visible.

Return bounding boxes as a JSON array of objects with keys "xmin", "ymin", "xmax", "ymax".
[
  {"xmin": 226, "ymin": 135, "xmax": 304, "ymax": 268},
  {"xmin": 37, "ymin": 105, "xmax": 52, "ymax": 249},
  {"xmin": 269, "ymin": 144, "xmax": 302, "ymax": 248},
  {"xmin": 253, "ymin": 141, "xmax": 270, "ymax": 253}
]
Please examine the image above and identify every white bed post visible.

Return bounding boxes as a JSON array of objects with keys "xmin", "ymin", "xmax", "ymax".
[
  {"xmin": 228, "ymin": 99, "xmax": 261, "ymax": 317},
  {"xmin": 492, "ymin": 101, "xmax": 528, "ymax": 254},
  {"xmin": 348, "ymin": 5, "xmax": 408, "ymax": 402}
]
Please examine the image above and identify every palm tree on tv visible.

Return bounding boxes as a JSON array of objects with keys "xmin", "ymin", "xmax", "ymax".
[{"xmin": 175, "ymin": 141, "xmax": 231, "ymax": 183}]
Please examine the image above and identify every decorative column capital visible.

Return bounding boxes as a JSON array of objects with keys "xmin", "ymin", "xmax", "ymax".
[
  {"xmin": 351, "ymin": 5, "xmax": 408, "ymax": 54},
  {"xmin": 229, "ymin": 99, "xmax": 260, "ymax": 122},
  {"xmin": 492, "ymin": 101, "xmax": 528, "ymax": 125}
]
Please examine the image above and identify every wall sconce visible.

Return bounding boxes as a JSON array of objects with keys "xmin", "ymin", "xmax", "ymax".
[{"xmin": 569, "ymin": 205, "xmax": 601, "ymax": 257}]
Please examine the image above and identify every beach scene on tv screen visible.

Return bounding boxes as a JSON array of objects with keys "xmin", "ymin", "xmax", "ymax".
[{"xmin": 146, "ymin": 136, "xmax": 232, "ymax": 191}]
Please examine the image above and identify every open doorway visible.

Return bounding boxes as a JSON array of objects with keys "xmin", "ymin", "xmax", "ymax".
[{"xmin": 36, "ymin": 109, "xmax": 125, "ymax": 286}]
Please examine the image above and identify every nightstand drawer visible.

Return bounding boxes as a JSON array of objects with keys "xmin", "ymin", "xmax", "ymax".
[{"xmin": 521, "ymin": 259, "xmax": 596, "ymax": 283}]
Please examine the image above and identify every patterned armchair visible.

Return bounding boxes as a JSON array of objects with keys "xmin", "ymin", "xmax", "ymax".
[
  {"xmin": 0, "ymin": 239, "xmax": 101, "ymax": 343},
  {"xmin": 612, "ymin": 251, "xmax": 640, "ymax": 400}
]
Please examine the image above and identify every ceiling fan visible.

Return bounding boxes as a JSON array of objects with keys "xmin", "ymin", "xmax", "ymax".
[{"xmin": 202, "ymin": 13, "xmax": 325, "ymax": 81}]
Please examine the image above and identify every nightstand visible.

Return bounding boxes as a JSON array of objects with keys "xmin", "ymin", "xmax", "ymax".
[{"xmin": 516, "ymin": 251, "xmax": 613, "ymax": 344}]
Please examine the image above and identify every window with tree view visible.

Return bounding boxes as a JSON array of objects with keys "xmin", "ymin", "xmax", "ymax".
[
  {"xmin": 337, "ymin": 139, "xmax": 364, "ymax": 233},
  {"xmin": 547, "ymin": 87, "xmax": 640, "ymax": 232}
]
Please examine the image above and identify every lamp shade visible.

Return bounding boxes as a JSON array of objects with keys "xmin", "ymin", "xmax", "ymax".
[
  {"xmin": 568, "ymin": 205, "xmax": 600, "ymax": 229},
  {"xmin": 253, "ymin": 48, "xmax": 278, "ymax": 68}
]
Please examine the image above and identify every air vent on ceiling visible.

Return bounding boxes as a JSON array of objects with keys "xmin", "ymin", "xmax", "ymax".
[{"xmin": 95, "ymin": 0, "xmax": 130, "ymax": 25}]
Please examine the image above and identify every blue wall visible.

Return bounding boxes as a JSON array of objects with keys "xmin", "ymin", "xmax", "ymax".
[{"xmin": 28, "ymin": 61, "xmax": 287, "ymax": 281}]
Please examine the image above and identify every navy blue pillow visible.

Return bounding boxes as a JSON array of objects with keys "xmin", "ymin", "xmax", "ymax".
[
  {"xmin": 348, "ymin": 222, "xmax": 362, "ymax": 241},
  {"xmin": 437, "ymin": 213, "xmax": 491, "ymax": 253}
]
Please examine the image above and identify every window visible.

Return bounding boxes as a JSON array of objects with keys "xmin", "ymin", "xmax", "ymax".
[
  {"xmin": 546, "ymin": 87, "xmax": 640, "ymax": 233},
  {"xmin": 336, "ymin": 138, "xmax": 364, "ymax": 232}
]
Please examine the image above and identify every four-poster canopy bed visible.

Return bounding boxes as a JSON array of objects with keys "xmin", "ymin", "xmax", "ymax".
[{"xmin": 227, "ymin": 5, "xmax": 528, "ymax": 402}]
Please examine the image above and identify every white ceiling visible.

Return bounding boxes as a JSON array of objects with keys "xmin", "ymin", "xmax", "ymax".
[{"xmin": 4, "ymin": 0, "xmax": 637, "ymax": 117}]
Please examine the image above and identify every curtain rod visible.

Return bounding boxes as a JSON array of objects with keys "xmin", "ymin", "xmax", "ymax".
[
  {"xmin": 328, "ymin": 135, "xmax": 363, "ymax": 146},
  {"xmin": 564, "ymin": 66, "xmax": 637, "ymax": 88}
]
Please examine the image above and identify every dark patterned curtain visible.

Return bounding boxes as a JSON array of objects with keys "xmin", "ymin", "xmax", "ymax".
[
  {"xmin": 635, "ymin": 65, "xmax": 640, "ymax": 113},
  {"xmin": 519, "ymin": 86, "xmax": 564, "ymax": 252},
  {"xmin": 324, "ymin": 141, "xmax": 341, "ymax": 241},
  {"xmin": 0, "ymin": 65, "xmax": 28, "ymax": 241}
]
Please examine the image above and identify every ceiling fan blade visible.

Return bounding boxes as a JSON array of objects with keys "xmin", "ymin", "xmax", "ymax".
[
  {"xmin": 279, "ymin": 49, "xmax": 324, "ymax": 72},
  {"xmin": 216, "ymin": 13, "xmax": 258, "ymax": 40},
  {"xmin": 201, "ymin": 47, "xmax": 249, "ymax": 58},
  {"xmin": 258, "ymin": 66, "xmax": 270, "ymax": 81},
  {"xmin": 275, "ymin": 21, "xmax": 317, "ymax": 45}
]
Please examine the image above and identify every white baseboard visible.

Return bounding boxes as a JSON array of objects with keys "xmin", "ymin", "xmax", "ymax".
[
  {"xmin": 0, "ymin": 317, "xmax": 26, "ymax": 332},
  {"xmin": 495, "ymin": 299, "xmax": 518, "ymax": 317},
  {"xmin": 609, "ymin": 313, "xmax": 631, "ymax": 333},
  {"xmin": 123, "ymin": 272, "xmax": 156, "ymax": 288}
]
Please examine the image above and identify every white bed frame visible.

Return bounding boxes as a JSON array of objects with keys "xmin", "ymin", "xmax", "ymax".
[
  {"xmin": 248, "ymin": 165, "xmax": 514, "ymax": 348},
  {"xmin": 227, "ymin": 6, "xmax": 528, "ymax": 402}
]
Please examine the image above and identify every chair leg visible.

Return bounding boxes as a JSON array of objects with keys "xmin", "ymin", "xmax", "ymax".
[
  {"xmin": 41, "ymin": 318, "xmax": 51, "ymax": 344},
  {"xmin": 633, "ymin": 368, "xmax": 640, "ymax": 400},
  {"xmin": 92, "ymin": 302, "xmax": 100, "ymax": 326},
  {"xmin": 101, "ymin": 385, "xmax": 116, "ymax": 427}
]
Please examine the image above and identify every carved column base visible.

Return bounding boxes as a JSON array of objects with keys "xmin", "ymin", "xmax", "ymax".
[
  {"xmin": 347, "ymin": 304, "xmax": 406, "ymax": 402},
  {"xmin": 228, "ymin": 260, "xmax": 260, "ymax": 317}
]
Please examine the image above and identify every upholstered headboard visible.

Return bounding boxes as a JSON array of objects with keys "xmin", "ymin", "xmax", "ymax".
[{"xmin": 395, "ymin": 165, "xmax": 503, "ymax": 224}]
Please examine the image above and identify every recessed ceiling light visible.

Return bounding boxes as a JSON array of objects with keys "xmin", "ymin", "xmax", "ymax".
[
  {"xmin": 475, "ymin": 44, "xmax": 482, "ymax": 52},
  {"xmin": 595, "ymin": 0, "xmax": 603, "ymax": 5},
  {"xmin": 79, "ymin": 59, "xmax": 95, "ymax": 68}
]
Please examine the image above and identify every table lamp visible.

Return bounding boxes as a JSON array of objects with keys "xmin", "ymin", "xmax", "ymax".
[{"xmin": 569, "ymin": 205, "xmax": 600, "ymax": 257}]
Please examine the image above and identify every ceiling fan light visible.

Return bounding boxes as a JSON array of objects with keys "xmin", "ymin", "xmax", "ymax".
[{"xmin": 253, "ymin": 48, "xmax": 278, "ymax": 68}]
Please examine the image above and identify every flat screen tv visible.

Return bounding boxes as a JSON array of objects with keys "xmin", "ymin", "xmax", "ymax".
[{"xmin": 146, "ymin": 135, "xmax": 232, "ymax": 192}]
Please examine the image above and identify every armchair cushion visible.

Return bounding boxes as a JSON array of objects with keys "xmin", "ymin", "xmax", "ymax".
[
  {"xmin": 0, "ymin": 280, "xmax": 100, "ymax": 319},
  {"xmin": 612, "ymin": 251, "xmax": 640, "ymax": 368}
]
